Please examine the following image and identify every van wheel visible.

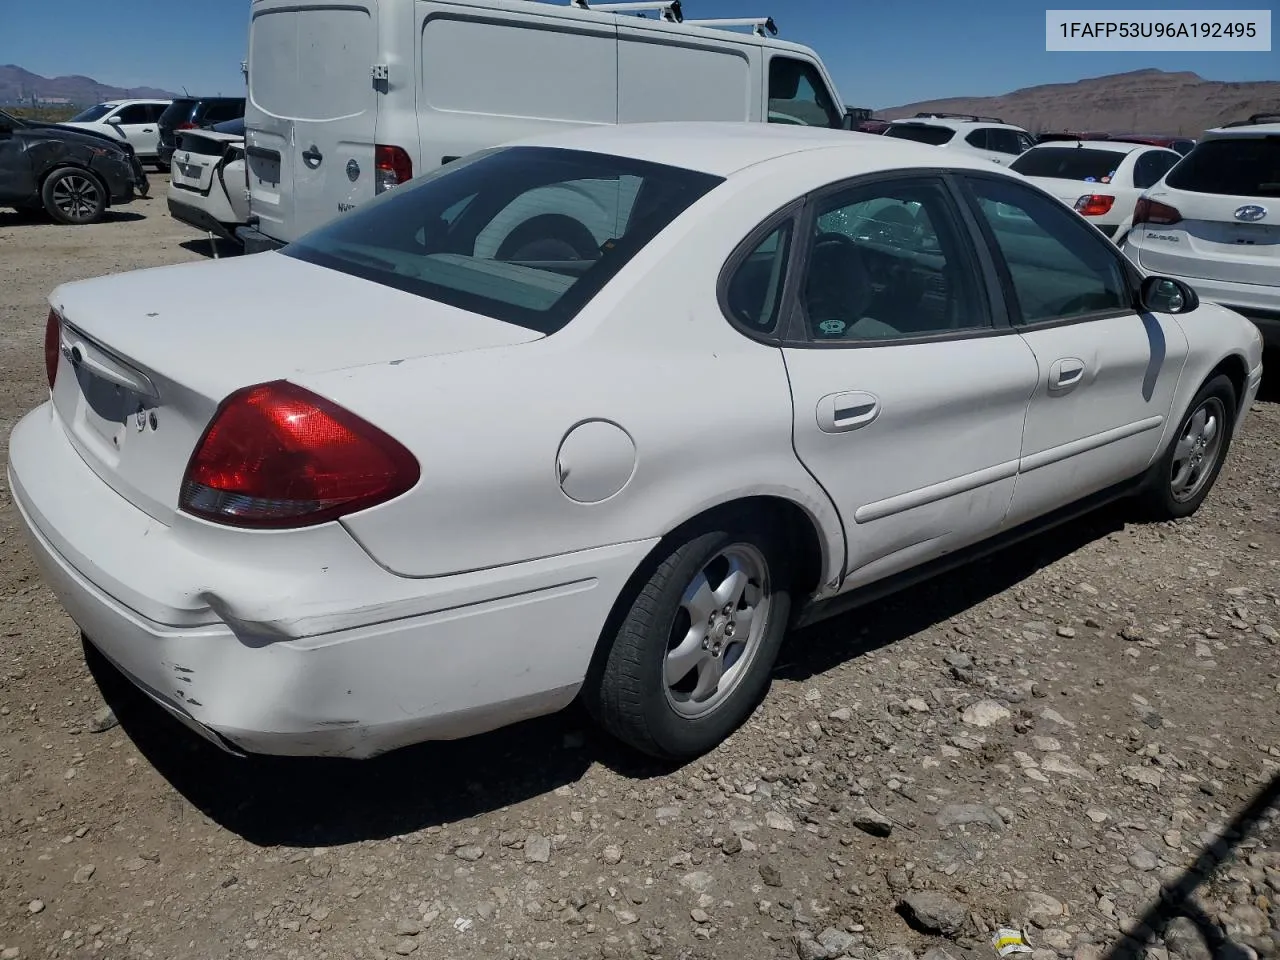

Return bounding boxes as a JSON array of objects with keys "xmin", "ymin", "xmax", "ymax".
[
  {"xmin": 42, "ymin": 167, "xmax": 106, "ymax": 225},
  {"xmin": 585, "ymin": 516, "xmax": 791, "ymax": 761},
  {"xmin": 1137, "ymin": 374, "xmax": 1236, "ymax": 521},
  {"xmin": 496, "ymin": 214, "xmax": 599, "ymax": 262}
]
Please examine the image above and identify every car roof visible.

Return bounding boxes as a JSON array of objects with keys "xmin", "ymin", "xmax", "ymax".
[
  {"xmin": 1204, "ymin": 122, "xmax": 1280, "ymax": 139},
  {"xmin": 1022, "ymin": 139, "xmax": 1147, "ymax": 155},
  {"xmin": 505, "ymin": 121, "xmax": 1021, "ymax": 177},
  {"xmin": 889, "ymin": 117, "xmax": 1028, "ymax": 133}
]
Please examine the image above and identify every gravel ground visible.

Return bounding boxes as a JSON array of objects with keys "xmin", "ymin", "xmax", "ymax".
[{"xmin": 1, "ymin": 182, "xmax": 1279, "ymax": 960}]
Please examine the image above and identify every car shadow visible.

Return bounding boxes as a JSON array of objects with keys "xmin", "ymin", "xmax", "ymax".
[
  {"xmin": 1257, "ymin": 348, "xmax": 1280, "ymax": 403},
  {"xmin": 90, "ymin": 501, "xmax": 1130, "ymax": 849},
  {"xmin": 0, "ymin": 209, "xmax": 147, "ymax": 227},
  {"xmin": 178, "ymin": 237, "xmax": 243, "ymax": 259}
]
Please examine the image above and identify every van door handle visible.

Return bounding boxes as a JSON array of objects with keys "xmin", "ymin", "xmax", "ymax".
[
  {"xmin": 816, "ymin": 390, "xmax": 880, "ymax": 434},
  {"xmin": 302, "ymin": 145, "xmax": 323, "ymax": 169},
  {"xmin": 1048, "ymin": 357, "xmax": 1086, "ymax": 392}
]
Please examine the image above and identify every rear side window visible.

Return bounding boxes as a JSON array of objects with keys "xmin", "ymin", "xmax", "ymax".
[
  {"xmin": 885, "ymin": 124, "xmax": 955, "ymax": 146},
  {"xmin": 1165, "ymin": 137, "xmax": 1280, "ymax": 197},
  {"xmin": 1011, "ymin": 147, "xmax": 1124, "ymax": 182},
  {"xmin": 987, "ymin": 129, "xmax": 1024, "ymax": 155},
  {"xmin": 1131, "ymin": 150, "xmax": 1181, "ymax": 189},
  {"xmin": 284, "ymin": 147, "xmax": 723, "ymax": 334}
]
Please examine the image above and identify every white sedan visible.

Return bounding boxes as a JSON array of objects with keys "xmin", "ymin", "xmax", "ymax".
[
  {"xmin": 8, "ymin": 122, "xmax": 1264, "ymax": 762},
  {"xmin": 1009, "ymin": 139, "xmax": 1184, "ymax": 244}
]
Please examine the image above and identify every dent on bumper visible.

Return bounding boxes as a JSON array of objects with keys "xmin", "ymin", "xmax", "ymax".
[{"xmin": 9, "ymin": 407, "xmax": 657, "ymax": 758}]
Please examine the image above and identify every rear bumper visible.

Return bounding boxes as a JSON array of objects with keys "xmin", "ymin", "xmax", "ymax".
[
  {"xmin": 8, "ymin": 403, "xmax": 656, "ymax": 758},
  {"xmin": 235, "ymin": 224, "xmax": 287, "ymax": 254},
  {"xmin": 167, "ymin": 195, "xmax": 242, "ymax": 243}
]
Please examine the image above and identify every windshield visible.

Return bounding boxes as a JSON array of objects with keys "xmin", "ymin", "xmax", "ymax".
[
  {"xmin": 284, "ymin": 147, "xmax": 724, "ymax": 334},
  {"xmin": 1166, "ymin": 137, "xmax": 1280, "ymax": 197},
  {"xmin": 1011, "ymin": 147, "xmax": 1126, "ymax": 182},
  {"xmin": 0, "ymin": 110, "xmax": 24, "ymax": 128},
  {"xmin": 68, "ymin": 103, "xmax": 115, "ymax": 123},
  {"xmin": 884, "ymin": 124, "xmax": 955, "ymax": 146}
]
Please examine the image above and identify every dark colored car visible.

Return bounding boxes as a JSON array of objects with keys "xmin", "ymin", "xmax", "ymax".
[
  {"xmin": 0, "ymin": 110, "xmax": 147, "ymax": 224},
  {"xmin": 157, "ymin": 97, "xmax": 246, "ymax": 168}
]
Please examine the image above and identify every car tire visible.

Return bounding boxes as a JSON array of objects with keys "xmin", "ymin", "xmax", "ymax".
[
  {"xmin": 585, "ymin": 513, "xmax": 792, "ymax": 761},
  {"xmin": 41, "ymin": 167, "xmax": 107, "ymax": 225},
  {"xmin": 1137, "ymin": 374, "xmax": 1237, "ymax": 521}
]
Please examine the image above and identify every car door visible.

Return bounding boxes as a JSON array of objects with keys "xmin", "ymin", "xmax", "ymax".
[
  {"xmin": 109, "ymin": 104, "xmax": 158, "ymax": 157},
  {"xmin": 958, "ymin": 173, "xmax": 1189, "ymax": 529},
  {"xmin": 777, "ymin": 174, "xmax": 1039, "ymax": 589}
]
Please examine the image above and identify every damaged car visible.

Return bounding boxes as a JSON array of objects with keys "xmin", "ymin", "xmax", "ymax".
[{"xmin": 0, "ymin": 109, "xmax": 149, "ymax": 224}]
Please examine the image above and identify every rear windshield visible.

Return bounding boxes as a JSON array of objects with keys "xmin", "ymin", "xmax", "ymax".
[
  {"xmin": 159, "ymin": 100, "xmax": 198, "ymax": 125},
  {"xmin": 284, "ymin": 147, "xmax": 724, "ymax": 334},
  {"xmin": 1010, "ymin": 147, "xmax": 1125, "ymax": 182},
  {"xmin": 884, "ymin": 124, "xmax": 955, "ymax": 146},
  {"xmin": 1165, "ymin": 137, "xmax": 1280, "ymax": 197},
  {"xmin": 69, "ymin": 104, "xmax": 115, "ymax": 123},
  {"xmin": 212, "ymin": 117, "xmax": 244, "ymax": 136}
]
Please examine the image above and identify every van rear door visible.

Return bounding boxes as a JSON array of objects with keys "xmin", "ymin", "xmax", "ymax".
[{"xmin": 245, "ymin": 0, "xmax": 380, "ymax": 245}]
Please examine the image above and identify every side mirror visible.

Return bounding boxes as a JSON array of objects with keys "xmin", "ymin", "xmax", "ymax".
[
  {"xmin": 1140, "ymin": 275, "xmax": 1199, "ymax": 314},
  {"xmin": 105, "ymin": 115, "xmax": 122, "ymax": 124}
]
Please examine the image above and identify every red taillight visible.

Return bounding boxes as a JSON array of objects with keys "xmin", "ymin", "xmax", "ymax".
[
  {"xmin": 44, "ymin": 309, "xmax": 61, "ymax": 390},
  {"xmin": 1074, "ymin": 194, "xmax": 1116, "ymax": 217},
  {"xmin": 1132, "ymin": 197, "xmax": 1182, "ymax": 226},
  {"xmin": 179, "ymin": 381, "xmax": 419, "ymax": 529},
  {"xmin": 176, "ymin": 121, "xmax": 198, "ymax": 131},
  {"xmin": 374, "ymin": 145, "xmax": 412, "ymax": 194}
]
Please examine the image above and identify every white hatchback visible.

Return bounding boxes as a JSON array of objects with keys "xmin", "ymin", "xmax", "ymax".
[
  {"xmin": 8, "ymin": 122, "xmax": 1264, "ymax": 762},
  {"xmin": 1009, "ymin": 139, "xmax": 1183, "ymax": 244},
  {"xmin": 1121, "ymin": 115, "xmax": 1280, "ymax": 350}
]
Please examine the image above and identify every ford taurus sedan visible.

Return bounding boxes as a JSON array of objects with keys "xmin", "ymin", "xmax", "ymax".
[{"xmin": 8, "ymin": 122, "xmax": 1264, "ymax": 762}]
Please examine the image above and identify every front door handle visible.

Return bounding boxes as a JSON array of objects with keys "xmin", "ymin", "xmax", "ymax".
[
  {"xmin": 1048, "ymin": 357, "xmax": 1086, "ymax": 392},
  {"xmin": 816, "ymin": 390, "xmax": 881, "ymax": 434}
]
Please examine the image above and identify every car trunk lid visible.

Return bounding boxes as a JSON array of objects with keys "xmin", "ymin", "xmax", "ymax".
[
  {"xmin": 171, "ymin": 131, "xmax": 242, "ymax": 194},
  {"xmin": 47, "ymin": 252, "xmax": 541, "ymax": 525},
  {"xmin": 245, "ymin": 0, "xmax": 381, "ymax": 245},
  {"xmin": 1135, "ymin": 186, "xmax": 1280, "ymax": 284}
]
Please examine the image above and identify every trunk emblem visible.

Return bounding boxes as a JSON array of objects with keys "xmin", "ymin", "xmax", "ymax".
[
  {"xmin": 346, "ymin": 159, "xmax": 360, "ymax": 182},
  {"xmin": 1234, "ymin": 205, "xmax": 1267, "ymax": 222}
]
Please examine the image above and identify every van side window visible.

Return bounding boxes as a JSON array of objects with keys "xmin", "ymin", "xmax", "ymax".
[{"xmin": 767, "ymin": 58, "xmax": 840, "ymax": 129}]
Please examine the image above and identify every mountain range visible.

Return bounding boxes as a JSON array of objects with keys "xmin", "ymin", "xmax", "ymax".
[
  {"xmin": 0, "ymin": 65, "xmax": 180, "ymax": 105},
  {"xmin": 879, "ymin": 68, "xmax": 1280, "ymax": 136}
]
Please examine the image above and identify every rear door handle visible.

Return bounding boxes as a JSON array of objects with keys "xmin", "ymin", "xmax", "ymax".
[
  {"xmin": 816, "ymin": 390, "xmax": 880, "ymax": 433},
  {"xmin": 1048, "ymin": 357, "xmax": 1086, "ymax": 392}
]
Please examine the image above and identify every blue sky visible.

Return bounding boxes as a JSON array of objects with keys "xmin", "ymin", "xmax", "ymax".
[{"xmin": 2, "ymin": 0, "xmax": 1275, "ymax": 108}]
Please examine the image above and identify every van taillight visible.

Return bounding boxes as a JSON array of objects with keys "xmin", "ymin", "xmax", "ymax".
[
  {"xmin": 44, "ymin": 310, "xmax": 61, "ymax": 390},
  {"xmin": 374, "ymin": 145, "xmax": 412, "ymax": 194}
]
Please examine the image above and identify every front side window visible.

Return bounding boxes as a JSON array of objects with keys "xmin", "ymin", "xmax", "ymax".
[
  {"xmin": 767, "ymin": 58, "xmax": 841, "ymax": 129},
  {"xmin": 1165, "ymin": 137, "xmax": 1280, "ymax": 197},
  {"xmin": 884, "ymin": 123, "xmax": 955, "ymax": 146},
  {"xmin": 285, "ymin": 147, "xmax": 723, "ymax": 334},
  {"xmin": 966, "ymin": 176, "xmax": 1131, "ymax": 324},
  {"xmin": 114, "ymin": 105, "xmax": 151, "ymax": 125},
  {"xmin": 800, "ymin": 179, "xmax": 988, "ymax": 341}
]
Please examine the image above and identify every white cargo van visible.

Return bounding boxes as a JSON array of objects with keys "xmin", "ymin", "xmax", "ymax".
[{"xmin": 236, "ymin": 0, "xmax": 851, "ymax": 252}]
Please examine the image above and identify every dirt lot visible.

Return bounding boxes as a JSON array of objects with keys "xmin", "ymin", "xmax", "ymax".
[{"xmin": 1, "ymin": 180, "xmax": 1279, "ymax": 960}]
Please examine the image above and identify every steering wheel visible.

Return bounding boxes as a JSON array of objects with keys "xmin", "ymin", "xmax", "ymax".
[{"xmin": 805, "ymin": 232, "xmax": 874, "ymax": 338}]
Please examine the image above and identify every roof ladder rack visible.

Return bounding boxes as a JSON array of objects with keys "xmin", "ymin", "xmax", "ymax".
[
  {"xmin": 570, "ymin": 0, "xmax": 684, "ymax": 21},
  {"xmin": 683, "ymin": 16, "xmax": 777, "ymax": 36}
]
